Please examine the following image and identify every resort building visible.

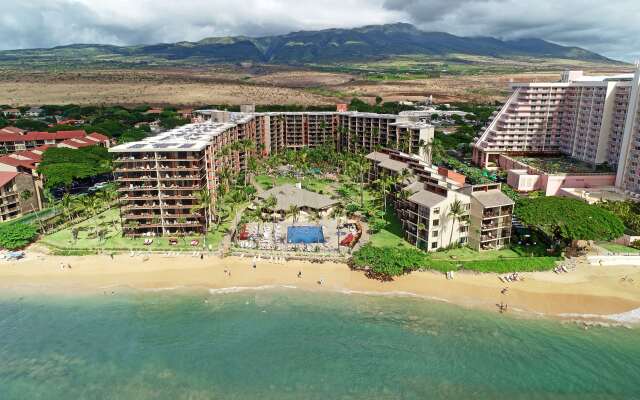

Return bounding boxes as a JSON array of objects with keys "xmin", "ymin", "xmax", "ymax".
[
  {"xmin": 110, "ymin": 115, "xmax": 258, "ymax": 237},
  {"xmin": 111, "ymin": 108, "xmax": 434, "ymax": 237},
  {"xmin": 0, "ymin": 130, "xmax": 109, "ymax": 154},
  {"xmin": 257, "ymin": 183, "xmax": 339, "ymax": 217},
  {"xmin": 110, "ymin": 106, "xmax": 515, "ymax": 251},
  {"xmin": 0, "ymin": 146, "xmax": 50, "ymax": 211},
  {"xmin": 366, "ymin": 149, "xmax": 514, "ymax": 251},
  {"xmin": 0, "ymin": 171, "xmax": 40, "ymax": 222},
  {"xmin": 473, "ymin": 66, "xmax": 640, "ymax": 197}
]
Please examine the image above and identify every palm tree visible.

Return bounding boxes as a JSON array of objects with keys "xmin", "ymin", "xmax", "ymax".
[
  {"xmin": 396, "ymin": 167, "xmax": 413, "ymax": 187},
  {"xmin": 330, "ymin": 205, "xmax": 345, "ymax": 252},
  {"xmin": 287, "ymin": 204, "xmax": 300, "ymax": 225},
  {"xmin": 192, "ymin": 188, "xmax": 212, "ymax": 246},
  {"xmin": 219, "ymin": 166, "xmax": 233, "ymax": 196},
  {"xmin": 374, "ymin": 173, "xmax": 394, "ymax": 214},
  {"xmin": 247, "ymin": 156, "xmax": 258, "ymax": 187},
  {"xmin": 82, "ymin": 195, "xmax": 102, "ymax": 240},
  {"xmin": 431, "ymin": 141, "xmax": 446, "ymax": 165},
  {"xmin": 447, "ymin": 199, "xmax": 466, "ymax": 247},
  {"xmin": 419, "ymin": 139, "xmax": 433, "ymax": 164},
  {"xmin": 350, "ymin": 156, "xmax": 370, "ymax": 208},
  {"xmin": 21, "ymin": 189, "xmax": 46, "ymax": 233},
  {"xmin": 60, "ymin": 193, "xmax": 73, "ymax": 222}
]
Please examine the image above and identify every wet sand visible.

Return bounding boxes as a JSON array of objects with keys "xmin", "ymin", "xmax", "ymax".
[{"xmin": 1, "ymin": 252, "xmax": 639, "ymax": 323}]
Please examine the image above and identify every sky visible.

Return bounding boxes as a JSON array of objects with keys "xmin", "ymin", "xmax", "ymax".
[{"xmin": 1, "ymin": 0, "xmax": 639, "ymax": 61}]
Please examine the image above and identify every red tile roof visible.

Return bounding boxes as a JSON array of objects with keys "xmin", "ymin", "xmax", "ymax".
[
  {"xmin": 0, "ymin": 148, "xmax": 45, "ymax": 170},
  {"xmin": 0, "ymin": 130, "xmax": 87, "ymax": 143},
  {"xmin": 0, "ymin": 171, "xmax": 18, "ymax": 188},
  {"xmin": 0, "ymin": 126, "xmax": 25, "ymax": 135},
  {"xmin": 59, "ymin": 138, "xmax": 95, "ymax": 148},
  {"xmin": 86, "ymin": 132, "xmax": 109, "ymax": 142}
]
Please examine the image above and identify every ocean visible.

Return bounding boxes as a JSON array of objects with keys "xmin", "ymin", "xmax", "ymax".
[{"xmin": 0, "ymin": 288, "xmax": 639, "ymax": 399}]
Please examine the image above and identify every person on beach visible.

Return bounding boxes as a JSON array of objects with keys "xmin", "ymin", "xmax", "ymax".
[
  {"xmin": 501, "ymin": 287, "xmax": 509, "ymax": 295},
  {"xmin": 297, "ymin": 271, "xmax": 302, "ymax": 278},
  {"xmin": 252, "ymin": 261, "xmax": 256, "ymax": 269}
]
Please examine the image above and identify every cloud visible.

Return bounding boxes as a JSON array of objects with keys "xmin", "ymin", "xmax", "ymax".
[
  {"xmin": 0, "ymin": 0, "xmax": 638, "ymax": 61},
  {"xmin": 382, "ymin": 0, "xmax": 640, "ymax": 61}
]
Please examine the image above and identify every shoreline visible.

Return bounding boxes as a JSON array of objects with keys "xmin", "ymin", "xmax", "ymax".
[{"xmin": 2, "ymin": 250, "xmax": 640, "ymax": 325}]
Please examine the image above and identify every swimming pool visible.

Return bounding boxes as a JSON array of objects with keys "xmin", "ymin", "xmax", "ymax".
[{"xmin": 287, "ymin": 226, "xmax": 325, "ymax": 244}]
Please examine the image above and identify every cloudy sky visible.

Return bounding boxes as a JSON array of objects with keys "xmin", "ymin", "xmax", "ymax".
[{"xmin": 1, "ymin": 0, "xmax": 639, "ymax": 61}]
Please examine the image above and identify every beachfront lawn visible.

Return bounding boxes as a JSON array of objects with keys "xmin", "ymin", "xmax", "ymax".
[
  {"xmin": 368, "ymin": 211, "xmax": 411, "ymax": 249},
  {"xmin": 40, "ymin": 208, "xmax": 230, "ymax": 254},
  {"xmin": 430, "ymin": 246, "xmax": 523, "ymax": 260},
  {"xmin": 597, "ymin": 241, "xmax": 640, "ymax": 254}
]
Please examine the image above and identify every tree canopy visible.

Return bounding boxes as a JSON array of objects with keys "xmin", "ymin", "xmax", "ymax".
[
  {"xmin": 14, "ymin": 119, "xmax": 49, "ymax": 131},
  {"xmin": 517, "ymin": 197, "xmax": 624, "ymax": 242},
  {"xmin": 37, "ymin": 146, "xmax": 113, "ymax": 190},
  {"xmin": 597, "ymin": 200, "xmax": 640, "ymax": 235}
]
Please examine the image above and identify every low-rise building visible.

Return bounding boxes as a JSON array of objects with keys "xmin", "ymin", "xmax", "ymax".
[
  {"xmin": 25, "ymin": 107, "xmax": 44, "ymax": 118},
  {"xmin": 0, "ymin": 130, "xmax": 109, "ymax": 154},
  {"xmin": 366, "ymin": 149, "xmax": 514, "ymax": 251},
  {"xmin": 1, "ymin": 109, "xmax": 22, "ymax": 119},
  {"xmin": 0, "ymin": 171, "xmax": 40, "ymax": 222}
]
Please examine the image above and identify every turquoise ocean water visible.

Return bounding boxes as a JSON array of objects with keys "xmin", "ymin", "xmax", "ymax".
[{"xmin": 0, "ymin": 288, "xmax": 639, "ymax": 399}]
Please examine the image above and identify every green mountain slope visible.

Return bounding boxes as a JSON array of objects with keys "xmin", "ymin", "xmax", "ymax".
[{"xmin": 0, "ymin": 23, "xmax": 618, "ymax": 67}]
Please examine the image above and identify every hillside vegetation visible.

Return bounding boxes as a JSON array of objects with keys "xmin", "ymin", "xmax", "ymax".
[{"xmin": 0, "ymin": 23, "xmax": 620, "ymax": 69}]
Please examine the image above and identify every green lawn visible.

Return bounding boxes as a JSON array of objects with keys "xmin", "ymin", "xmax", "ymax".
[
  {"xmin": 40, "ymin": 208, "xmax": 231, "ymax": 253},
  {"xmin": 430, "ymin": 246, "xmax": 523, "ymax": 261},
  {"xmin": 255, "ymin": 174, "xmax": 297, "ymax": 190},
  {"xmin": 597, "ymin": 241, "xmax": 640, "ymax": 254},
  {"xmin": 368, "ymin": 210, "xmax": 411, "ymax": 249}
]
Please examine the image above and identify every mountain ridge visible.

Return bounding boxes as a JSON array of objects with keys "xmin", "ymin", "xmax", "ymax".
[{"xmin": 0, "ymin": 23, "xmax": 620, "ymax": 66}]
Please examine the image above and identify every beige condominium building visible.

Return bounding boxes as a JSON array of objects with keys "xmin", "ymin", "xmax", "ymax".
[
  {"xmin": 473, "ymin": 66, "xmax": 640, "ymax": 196},
  {"xmin": 109, "ymin": 109, "xmax": 434, "ymax": 237},
  {"xmin": 0, "ymin": 171, "xmax": 40, "ymax": 222},
  {"xmin": 367, "ymin": 149, "xmax": 514, "ymax": 251}
]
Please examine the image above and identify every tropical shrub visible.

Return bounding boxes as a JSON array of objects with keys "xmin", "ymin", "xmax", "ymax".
[
  {"xmin": 517, "ymin": 197, "xmax": 624, "ymax": 243},
  {"xmin": 0, "ymin": 223, "xmax": 39, "ymax": 250},
  {"xmin": 351, "ymin": 244, "xmax": 427, "ymax": 279}
]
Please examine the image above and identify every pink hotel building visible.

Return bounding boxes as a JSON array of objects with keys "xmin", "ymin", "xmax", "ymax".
[{"xmin": 473, "ymin": 67, "xmax": 640, "ymax": 196}]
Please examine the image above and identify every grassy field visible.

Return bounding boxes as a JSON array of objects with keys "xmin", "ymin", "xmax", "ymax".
[
  {"xmin": 40, "ymin": 208, "xmax": 231, "ymax": 254},
  {"xmin": 368, "ymin": 211, "xmax": 411, "ymax": 249},
  {"xmin": 597, "ymin": 241, "xmax": 640, "ymax": 254},
  {"xmin": 1, "ymin": 57, "xmax": 628, "ymax": 107}
]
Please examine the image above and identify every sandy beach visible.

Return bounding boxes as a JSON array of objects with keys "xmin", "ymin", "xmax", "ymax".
[{"xmin": 1, "ymin": 250, "xmax": 639, "ymax": 324}]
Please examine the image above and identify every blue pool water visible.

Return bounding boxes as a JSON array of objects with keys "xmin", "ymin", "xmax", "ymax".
[{"xmin": 287, "ymin": 225, "xmax": 325, "ymax": 244}]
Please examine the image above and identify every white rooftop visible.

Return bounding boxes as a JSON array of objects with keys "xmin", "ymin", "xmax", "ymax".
[{"xmin": 109, "ymin": 120, "xmax": 237, "ymax": 153}]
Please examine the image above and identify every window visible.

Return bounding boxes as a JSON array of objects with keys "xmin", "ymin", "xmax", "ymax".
[
  {"xmin": 431, "ymin": 242, "xmax": 438, "ymax": 249},
  {"xmin": 433, "ymin": 208, "xmax": 440, "ymax": 215},
  {"xmin": 432, "ymin": 231, "xmax": 438, "ymax": 237},
  {"xmin": 432, "ymin": 219, "xmax": 439, "ymax": 227}
]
